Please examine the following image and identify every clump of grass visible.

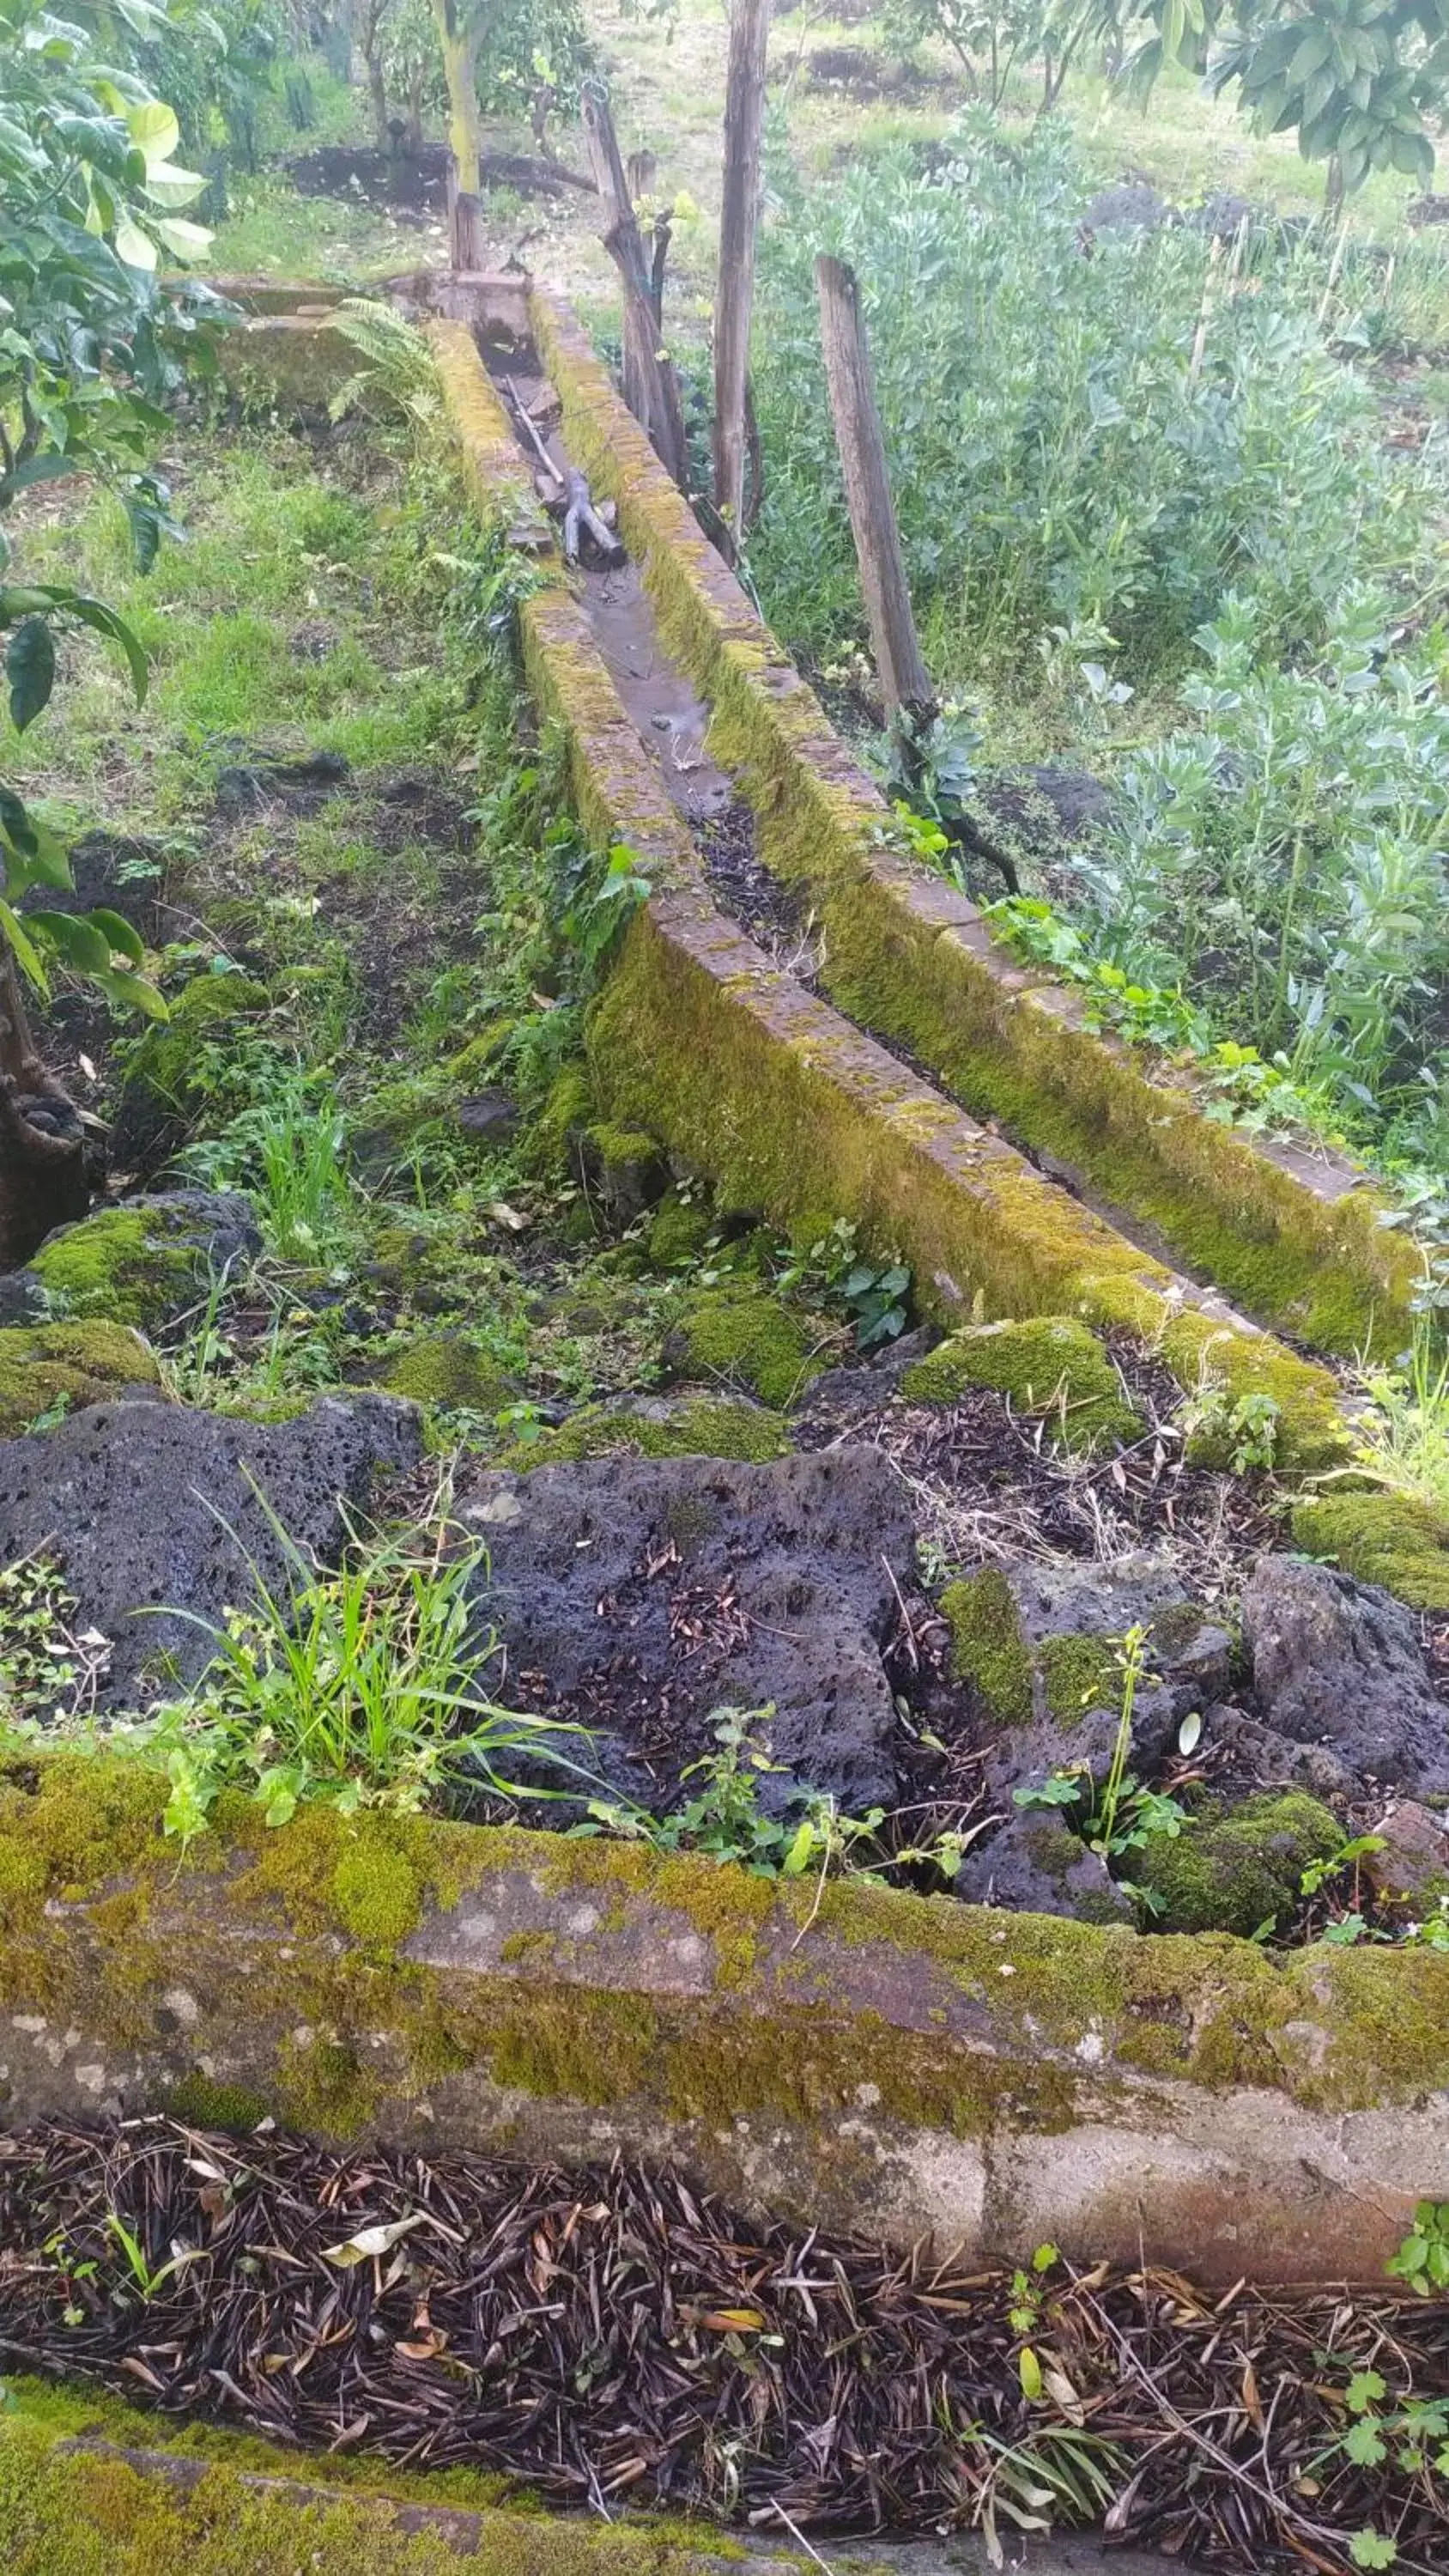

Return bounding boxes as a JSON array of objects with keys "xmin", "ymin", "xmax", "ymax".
[
  {"xmin": 1344, "ymin": 1315, "xmax": 1449, "ymax": 1516},
  {"xmin": 151, "ymin": 1481, "xmax": 596, "ymax": 1843},
  {"xmin": 179, "ymin": 1084, "xmax": 361, "ymax": 1265}
]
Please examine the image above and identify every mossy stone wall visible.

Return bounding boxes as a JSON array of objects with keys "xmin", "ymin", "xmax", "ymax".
[
  {"xmin": 527, "ymin": 289, "xmax": 1417, "ymax": 1362},
  {"xmin": 1, "ymin": 1753, "xmax": 1446, "ymax": 2281},
  {"xmin": 427, "ymin": 312, "xmax": 1349, "ymax": 1467}
]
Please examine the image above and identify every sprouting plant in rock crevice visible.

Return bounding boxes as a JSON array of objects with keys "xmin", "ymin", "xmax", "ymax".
[
  {"xmin": 146, "ymin": 1479, "xmax": 597, "ymax": 1844},
  {"xmin": 1015, "ymin": 1624, "xmax": 1191, "ymax": 1911}
]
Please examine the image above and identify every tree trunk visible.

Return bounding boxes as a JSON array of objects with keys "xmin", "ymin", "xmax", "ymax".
[
  {"xmin": 367, "ymin": 53, "xmax": 389, "ymax": 149},
  {"xmin": 433, "ymin": 0, "xmax": 484, "ymax": 196},
  {"xmin": 581, "ymin": 83, "xmax": 688, "ymax": 489},
  {"xmin": 712, "ymin": 0, "xmax": 771, "ymax": 557},
  {"xmin": 1325, "ymin": 150, "xmax": 1345, "ymax": 215},
  {"xmin": 0, "ymin": 945, "xmax": 88, "ymax": 1272},
  {"xmin": 446, "ymin": 165, "xmax": 487, "ymax": 270},
  {"xmin": 814, "ymin": 252, "xmax": 935, "ymax": 726}
]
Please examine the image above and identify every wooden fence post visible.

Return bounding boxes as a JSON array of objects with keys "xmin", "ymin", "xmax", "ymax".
[
  {"xmin": 581, "ymin": 83, "xmax": 688, "ymax": 489},
  {"xmin": 814, "ymin": 252, "xmax": 936, "ymax": 726},
  {"xmin": 712, "ymin": 0, "xmax": 771, "ymax": 556}
]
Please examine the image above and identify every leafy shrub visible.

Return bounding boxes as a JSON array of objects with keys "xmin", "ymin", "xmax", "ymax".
[{"xmin": 751, "ymin": 114, "xmax": 1444, "ymax": 708}]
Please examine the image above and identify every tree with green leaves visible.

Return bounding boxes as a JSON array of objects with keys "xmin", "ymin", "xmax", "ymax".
[
  {"xmin": 1126, "ymin": 0, "xmax": 1449, "ymax": 198},
  {"xmin": 0, "ymin": 0, "xmax": 218, "ymax": 1265},
  {"xmin": 884, "ymin": 0, "xmax": 1102, "ymax": 107},
  {"xmin": 423, "ymin": 0, "xmax": 589, "ymax": 197}
]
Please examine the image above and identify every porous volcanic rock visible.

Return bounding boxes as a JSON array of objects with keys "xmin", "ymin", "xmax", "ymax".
[
  {"xmin": 462, "ymin": 1446, "xmax": 916, "ymax": 1811},
  {"xmin": 0, "ymin": 1394, "xmax": 421, "ymax": 1703},
  {"xmin": 1241, "ymin": 1553, "xmax": 1449, "ymax": 1794}
]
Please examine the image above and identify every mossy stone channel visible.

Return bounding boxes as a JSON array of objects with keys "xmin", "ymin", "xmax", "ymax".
[{"xmin": 1, "ymin": 1756, "xmax": 1446, "ymax": 2280}]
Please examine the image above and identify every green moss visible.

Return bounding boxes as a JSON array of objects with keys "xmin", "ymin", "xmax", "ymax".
[
  {"xmin": 162, "ymin": 2071, "xmax": 269, "ymax": 2133},
  {"xmin": 1136, "ymin": 1791, "xmax": 1343, "ymax": 1936},
  {"xmin": 379, "ymin": 1332, "xmax": 514, "ymax": 1412},
  {"xmin": 900, "ymin": 1315, "xmax": 1137, "ymax": 1451},
  {"xmin": 939, "ymin": 1570, "xmax": 1034, "ymax": 1724},
  {"xmin": 1291, "ymin": 1492, "xmax": 1449, "ymax": 1612},
  {"xmin": 524, "ymin": 1063, "xmax": 594, "ymax": 1175},
  {"xmin": 330, "ymin": 1843, "xmax": 424, "ymax": 1952},
  {"xmin": 276, "ymin": 2030, "xmax": 377, "ymax": 2137},
  {"xmin": 584, "ymin": 1121, "xmax": 662, "ymax": 1170},
  {"xmin": 668, "ymin": 1286, "xmax": 828, "ymax": 1408},
  {"xmin": 507, "ymin": 1396, "xmax": 787, "ymax": 1469},
  {"xmin": 1, "ymin": 2375, "xmax": 524, "ymax": 2517},
  {"xmin": 442, "ymin": 1019, "xmax": 517, "ymax": 1083},
  {"xmin": 645, "ymin": 1196, "xmax": 717, "ymax": 1271},
  {"xmin": 0, "ymin": 2415, "xmax": 737, "ymax": 2575},
  {"xmin": 1040, "ymin": 1633, "xmax": 1120, "ymax": 1728},
  {"xmin": 118, "ymin": 974, "xmax": 270, "ymax": 1127},
  {"xmin": 0, "ymin": 1320, "xmax": 161, "ymax": 1434},
  {"xmin": 29, "ymin": 1204, "xmax": 235, "ymax": 1333}
]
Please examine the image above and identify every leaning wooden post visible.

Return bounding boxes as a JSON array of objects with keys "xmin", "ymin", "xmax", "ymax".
[
  {"xmin": 581, "ymin": 82, "xmax": 688, "ymax": 489},
  {"xmin": 815, "ymin": 252, "xmax": 936, "ymax": 727},
  {"xmin": 712, "ymin": 0, "xmax": 771, "ymax": 556}
]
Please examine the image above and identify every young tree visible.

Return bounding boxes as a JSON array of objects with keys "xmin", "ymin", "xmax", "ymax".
[
  {"xmin": 0, "ymin": 0, "xmax": 216, "ymax": 1263},
  {"xmin": 714, "ymin": 0, "xmax": 771, "ymax": 550},
  {"xmin": 425, "ymin": 0, "xmax": 591, "ymax": 195},
  {"xmin": 885, "ymin": 0, "xmax": 1099, "ymax": 106}
]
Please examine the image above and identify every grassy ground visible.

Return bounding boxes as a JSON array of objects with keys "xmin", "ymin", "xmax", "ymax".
[
  {"xmin": 4, "ymin": 406, "xmax": 855, "ymax": 1442},
  {"xmin": 208, "ymin": 179, "xmax": 448, "ymax": 284}
]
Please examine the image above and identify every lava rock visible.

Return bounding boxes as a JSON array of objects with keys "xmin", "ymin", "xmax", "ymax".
[
  {"xmin": 0, "ymin": 1394, "xmax": 421, "ymax": 1703},
  {"xmin": 1084, "ymin": 180, "xmax": 1173, "ymax": 234},
  {"xmin": 954, "ymin": 1806, "xmax": 1134, "ymax": 1926},
  {"xmin": 1242, "ymin": 1554, "xmax": 1449, "ymax": 1794},
  {"xmin": 462, "ymin": 1446, "xmax": 916, "ymax": 1812},
  {"xmin": 1362, "ymin": 1801, "xmax": 1449, "ymax": 1910},
  {"xmin": 456, "ymin": 1089, "xmax": 519, "ymax": 1145},
  {"xmin": 0, "ymin": 1268, "xmax": 51, "ymax": 1326},
  {"xmin": 973, "ymin": 764, "xmax": 1114, "ymax": 865},
  {"xmin": 23, "ymin": 1189, "xmax": 262, "ymax": 1332},
  {"xmin": 1197, "ymin": 1705, "xmax": 1356, "ymax": 1801},
  {"xmin": 215, "ymin": 746, "xmax": 351, "ymax": 818}
]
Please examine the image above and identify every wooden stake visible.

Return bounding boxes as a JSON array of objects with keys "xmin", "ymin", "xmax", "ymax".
[
  {"xmin": 581, "ymin": 82, "xmax": 688, "ymax": 489},
  {"xmin": 713, "ymin": 0, "xmax": 771, "ymax": 556},
  {"xmin": 814, "ymin": 252, "xmax": 935, "ymax": 723}
]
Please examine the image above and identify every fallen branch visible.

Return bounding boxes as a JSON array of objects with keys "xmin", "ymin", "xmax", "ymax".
[{"xmin": 562, "ymin": 466, "xmax": 624, "ymax": 567}]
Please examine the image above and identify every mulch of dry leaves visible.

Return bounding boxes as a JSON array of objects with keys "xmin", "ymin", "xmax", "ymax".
[{"xmin": 1, "ymin": 2119, "xmax": 1446, "ymax": 2573}]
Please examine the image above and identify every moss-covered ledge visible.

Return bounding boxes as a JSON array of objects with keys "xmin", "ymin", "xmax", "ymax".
[
  {"xmin": 528, "ymin": 288, "xmax": 1417, "ymax": 1361},
  {"xmin": 1, "ymin": 1754, "xmax": 1445, "ymax": 2282},
  {"xmin": 427, "ymin": 318, "xmax": 1346, "ymax": 1466}
]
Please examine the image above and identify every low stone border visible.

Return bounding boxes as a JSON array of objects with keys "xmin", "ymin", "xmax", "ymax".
[
  {"xmin": 529, "ymin": 291, "xmax": 1417, "ymax": 1362},
  {"xmin": 2, "ymin": 2426, "xmax": 1182, "ymax": 2570},
  {"xmin": 1, "ymin": 1766, "xmax": 1446, "ymax": 2282},
  {"xmin": 428, "ymin": 319, "xmax": 1345, "ymax": 1463}
]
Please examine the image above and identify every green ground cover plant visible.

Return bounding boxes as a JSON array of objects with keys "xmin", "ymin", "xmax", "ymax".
[{"xmin": 144, "ymin": 1486, "xmax": 596, "ymax": 1843}]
